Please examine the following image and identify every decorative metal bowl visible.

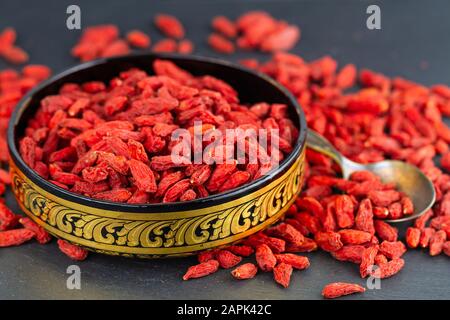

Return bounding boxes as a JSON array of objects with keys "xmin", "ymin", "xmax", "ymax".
[{"xmin": 8, "ymin": 53, "xmax": 307, "ymax": 258}]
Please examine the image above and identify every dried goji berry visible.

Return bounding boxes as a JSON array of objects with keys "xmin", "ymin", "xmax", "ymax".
[
  {"xmin": 0, "ymin": 228, "xmax": 35, "ymax": 247},
  {"xmin": 212, "ymin": 16, "xmax": 237, "ymax": 38},
  {"xmin": 338, "ymin": 229, "xmax": 372, "ymax": 245},
  {"xmin": 273, "ymin": 262, "xmax": 293, "ymax": 288},
  {"xmin": 231, "ymin": 263, "xmax": 258, "ymax": 280},
  {"xmin": 57, "ymin": 239, "xmax": 88, "ymax": 261},
  {"xmin": 379, "ymin": 240, "xmax": 406, "ymax": 259},
  {"xmin": 255, "ymin": 244, "xmax": 277, "ymax": 272},
  {"xmin": 183, "ymin": 260, "xmax": 219, "ymax": 280},
  {"xmin": 274, "ymin": 253, "xmax": 310, "ymax": 270},
  {"xmin": 197, "ymin": 249, "xmax": 218, "ymax": 263},
  {"xmin": 226, "ymin": 245, "xmax": 254, "ymax": 257},
  {"xmin": 375, "ymin": 258, "xmax": 405, "ymax": 279},
  {"xmin": 178, "ymin": 40, "xmax": 194, "ymax": 54},
  {"xmin": 266, "ymin": 222, "xmax": 305, "ymax": 246},
  {"xmin": 126, "ymin": 30, "xmax": 151, "ymax": 48},
  {"xmin": 0, "ymin": 203, "xmax": 20, "ymax": 231},
  {"xmin": 19, "ymin": 217, "xmax": 51, "ymax": 244},
  {"xmin": 216, "ymin": 250, "xmax": 242, "ymax": 269},
  {"xmin": 208, "ymin": 33, "xmax": 235, "ymax": 54},
  {"xmin": 155, "ymin": 14, "xmax": 185, "ymax": 39},
  {"xmin": 152, "ymin": 38, "xmax": 178, "ymax": 53},
  {"xmin": 374, "ymin": 220, "xmax": 398, "ymax": 242},
  {"xmin": 332, "ymin": 245, "xmax": 365, "ymax": 264},
  {"xmin": 419, "ymin": 227, "xmax": 435, "ymax": 248},
  {"xmin": 406, "ymin": 227, "xmax": 421, "ymax": 248},
  {"xmin": 314, "ymin": 231, "xmax": 343, "ymax": 252},
  {"xmin": 429, "ymin": 230, "xmax": 447, "ymax": 256},
  {"xmin": 334, "ymin": 195, "xmax": 355, "ymax": 228},
  {"xmin": 128, "ymin": 159, "xmax": 157, "ymax": 193},
  {"xmin": 355, "ymin": 198, "xmax": 375, "ymax": 235},
  {"xmin": 322, "ymin": 282, "xmax": 365, "ymax": 299},
  {"xmin": 285, "ymin": 237, "xmax": 318, "ymax": 253}
]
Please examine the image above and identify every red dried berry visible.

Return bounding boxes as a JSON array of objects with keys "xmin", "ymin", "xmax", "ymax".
[
  {"xmin": 379, "ymin": 241, "xmax": 407, "ymax": 259},
  {"xmin": 0, "ymin": 229, "xmax": 35, "ymax": 247},
  {"xmin": 19, "ymin": 217, "xmax": 52, "ymax": 244},
  {"xmin": 183, "ymin": 260, "xmax": 220, "ymax": 280},
  {"xmin": 429, "ymin": 230, "xmax": 447, "ymax": 256},
  {"xmin": 126, "ymin": 30, "xmax": 151, "ymax": 48},
  {"xmin": 216, "ymin": 250, "xmax": 242, "ymax": 269},
  {"xmin": 406, "ymin": 227, "xmax": 421, "ymax": 248},
  {"xmin": 231, "ymin": 263, "xmax": 258, "ymax": 280},
  {"xmin": 226, "ymin": 245, "xmax": 254, "ymax": 257},
  {"xmin": 57, "ymin": 239, "xmax": 88, "ymax": 261},
  {"xmin": 314, "ymin": 231, "xmax": 343, "ymax": 252},
  {"xmin": 274, "ymin": 253, "xmax": 310, "ymax": 270},
  {"xmin": 374, "ymin": 220, "xmax": 398, "ymax": 242},
  {"xmin": 322, "ymin": 282, "xmax": 365, "ymax": 299},
  {"xmin": 332, "ymin": 245, "xmax": 365, "ymax": 264},
  {"xmin": 273, "ymin": 262, "xmax": 293, "ymax": 288},
  {"xmin": 155, "ymin": 14, "xmax": 185, "ymax": 39},
  {"xmin": 208, "ymin": 33, "xmax": 235, "ymax": 54},
  {"xmin": 255, "ymin": 244, "xmax": 277, "ymax": 272},
  {"xmin": 375, "ymin": 258, "xmax": 405, "ymax": 279}
]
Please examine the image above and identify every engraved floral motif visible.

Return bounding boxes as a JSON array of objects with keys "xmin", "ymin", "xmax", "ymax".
[{"xmin": 10, "ymin": 151, "xmax": 304, "ymax": 257}]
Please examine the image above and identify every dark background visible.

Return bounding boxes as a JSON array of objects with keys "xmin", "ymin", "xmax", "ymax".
[{"xmin": 0, "ymin": 0, "xmax": 449, "ymax": 300}]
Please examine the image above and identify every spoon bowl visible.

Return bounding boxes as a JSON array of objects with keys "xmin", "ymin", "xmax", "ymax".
[{"xmin": 307, "ymin": 130, "xmax": 436, "ymax": 223}]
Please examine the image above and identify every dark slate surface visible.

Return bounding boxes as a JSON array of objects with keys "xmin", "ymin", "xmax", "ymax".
[{"xmin": 0, "ymin": 0, "xmax": 449, "ymax": 300}]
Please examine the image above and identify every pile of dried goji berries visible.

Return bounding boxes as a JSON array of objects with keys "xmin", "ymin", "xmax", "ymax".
[
  {"xmin": 19, "ymin": 59, "xmax": 296, "ymax": 203},
  {"xmin": 71, "ymin": 15, "xmax": 194, "ymax": 61},
  {"xmin": 181, "ymin": 51, "xmax": 450, "ymax": 298},
  {"xmin": 209, "ymin": 11, "xmax": 300, "ymax": 54}
]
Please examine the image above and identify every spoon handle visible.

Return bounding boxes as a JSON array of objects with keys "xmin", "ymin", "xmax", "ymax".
[{"xmin": 306, "ymin": 129, "xmax": 344, "ymax": 167}]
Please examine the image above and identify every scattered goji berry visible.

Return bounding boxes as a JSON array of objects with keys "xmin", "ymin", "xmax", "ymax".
[
  {"xmin": 226, "ymin": 245, "xmax": 254, "ymax": 257},
  {"xmin": 314, "ymin": 231, "xmax": 343, "ymax": 252},
  {"xmin": 429, "ymin": 230, "xmax": 447, "ymax": 256},
  {"xmin": 19, "ymin": 217, "xmax": 51, "ymax": 244},
  {"xmin": 255, "ymin": 244, "xmax": 277, "ymax": 272},
  {"xmin": 374, "ymin": 220, "xmax": 398, "ymax": 242},
  {"xmin": 0, "ymin": 228, "xmax": 35, "ymax": 247},
  {"xmin": 419, "ymin": 227, "xmax": 435, "ymax": 248},
  {"xmin": 379, "ymin": 241, "xmax": 407, "ymax": 259},
  {"xmin": 322, "ymin": 282, "xmax": 365, "ymax": 299},
  {"xmin": 183, "ymin": 260, "xmax": 220, "ymax": 280},
  {"xmin": 406, "ymin": 227, "xmax": 421, "ymax": 248},
  {"xmin": 273, "ymin": 262, "xmax": 293, "ymax": 288},
  {"xmin": 231, "ymin": 263, "xmax": 258, "ymax": 280},
  {"xmin": 57, "ymin": 239, "xmax": 88, "ymax": 261},
  {"xmin": 126, "ymin": 30, "xmax": 151, "ymax": 48},
  {"xmin": 338, "ymin": 229, "xmax": 372, "ymax": 245},
  {"xmin": 208, "ymin": 33, "xmax": 235, "ymax": 54},
  {"xmin": 155, "ymin": 14, "xmax": 185, "ymax": 39},
  {"xmin": 375, "ymin": 258, "xmax": 405, "ymax": 279},
  {"xmin": 331, "ymin": 245, "xmax": 365, "ymax": 264},
  {"xmin": 210, "ymin": 17, "xmax": 236, "ymax": 40},
  {"xmin": 359, "ymin": 245, "xmax": 378, "ymax": 278},
  {"xmin": 216, "ymin": 250, "xmax": 242, "ymax": 269},
  {"xmin": 274, "ymin": 253, "xmax": 310, "ymax": 270}
]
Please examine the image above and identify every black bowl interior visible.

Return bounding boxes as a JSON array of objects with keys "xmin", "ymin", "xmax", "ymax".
[{"xmin": 8, "ymin": 53, "xmax": 307, "ymax": 213}]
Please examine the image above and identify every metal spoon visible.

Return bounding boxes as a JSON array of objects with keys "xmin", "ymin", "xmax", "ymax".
[{"xmin": 306, "ymin": 129, "xmax": 436, "ymax": 223}]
